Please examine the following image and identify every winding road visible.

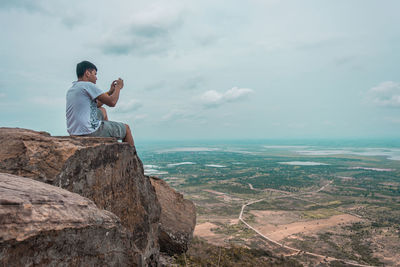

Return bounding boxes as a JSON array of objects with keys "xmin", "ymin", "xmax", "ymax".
[{"xmin": 239, "ymin": 181, "xmax": 375, "ymax": 267}]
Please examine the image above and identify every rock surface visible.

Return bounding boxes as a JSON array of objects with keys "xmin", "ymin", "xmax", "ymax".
[
  {"xmin": 0, "ymin": 172, "xmax": 138, "ymax": 266},
  {"xmin": 55, "ymin": 140, "xmax": 161, "ymax": 265},
  {"xmin": 0, "ymin": 128, "xmax": 196, "ymax": 265},
  {"xmin": 0, "ymin": 128, "xmax": 115, "ymax": 184},
  {"xmin": 0, "ymin": 128, "xmax": 161, "ymax": 266},
  {"xmin": 150, "ymin": 176, "xmax": 196, "ymax": 255}
]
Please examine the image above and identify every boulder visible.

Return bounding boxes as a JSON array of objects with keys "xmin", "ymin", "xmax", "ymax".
[
  {"xmin": 150, "ymin": 176, "xmax": 196, "ymax": 255},
  {"xmin": 0, "ymin": 128, "xmax": 160, "ymax": 266},
  {"xmin": 0, "ymin": 128, "xmax": 115, "ymax": 184},
  {"xmin": 55, "ymin": 140, "xmax": 161, "ymax": 265},
  {"xmin": 0, "ymin": 128, "xmax": 197, "ymax": 264},
  {"xmin": 0, "ymin": 172, "xmax": 138, "ymax": 266}
]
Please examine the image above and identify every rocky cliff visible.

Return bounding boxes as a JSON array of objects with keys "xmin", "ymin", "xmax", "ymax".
[
  {"xmin": 0, "ymin": 173, "xmax": 137, "ymax": 266},
  {"xmin": 0, "ymin": 128, "xmax": 196, "ymax": 266},
  {"xmin": 150, "ymin": 177, "xmax": 196, "ymax": 255}
]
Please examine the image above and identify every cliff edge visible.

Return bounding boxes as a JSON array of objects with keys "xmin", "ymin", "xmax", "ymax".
[
  {"xmin": 150, "ymin": 176, "xmax": 196, "ymax": 255},
  {"xmin": 0, "ymin": 128, "xmax": 196, "ymax": 266}
]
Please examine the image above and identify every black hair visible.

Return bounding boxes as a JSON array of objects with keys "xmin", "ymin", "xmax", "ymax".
[{"xmin": 76, "ymin": 61, "xmax": 97, "ymax": 78}]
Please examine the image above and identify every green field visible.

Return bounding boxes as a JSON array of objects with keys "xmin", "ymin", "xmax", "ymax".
[{"xmin": 138, "ymin": 142, "xmax": 400, "ymax": 266}]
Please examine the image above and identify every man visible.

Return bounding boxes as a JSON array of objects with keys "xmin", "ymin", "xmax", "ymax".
[{"xmin": 66, "ymin": 60, "xmax": 134, "ymax": 146}]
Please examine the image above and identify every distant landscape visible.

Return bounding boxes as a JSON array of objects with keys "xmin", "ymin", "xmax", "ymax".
[{"xmin": 138, "ymin": 140, "xmax": 400, "ymax": 266}]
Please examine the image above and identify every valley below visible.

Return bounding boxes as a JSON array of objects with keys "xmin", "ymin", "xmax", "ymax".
[{"xmin": 139, "ymin": 141, "xmax": 400, "ymax": 266}]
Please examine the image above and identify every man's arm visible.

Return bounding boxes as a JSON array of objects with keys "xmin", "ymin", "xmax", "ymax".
[
  {"xmin": 97, "ymin": 99, "xmax": 104, "ymax": 108},
  {"xmin": 96, "ymin": 79, "xmax": 124, "ymax": 107}
]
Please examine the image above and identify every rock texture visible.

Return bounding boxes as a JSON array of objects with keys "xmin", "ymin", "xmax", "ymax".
[
  {"xmin": 0, "ymin": 128, "xmax": 161, "ymax": 266},
  {"xmin": 0, "ymin": 127, "xmax": 196, "ymax": 265},
  {"xmin": 150, "ymin": 176, "xmax": 196, "ymax": 255},
  {"xmin": 0, "ymin": 128, "xmax": 115, "ymax": 184},
  {"xmin": 0, "ymin": 172, "xmax": 138, "ymax": 266},
  {"xmin": 55, "ymin": 141, "xmax": 161, "ymax": 265}
]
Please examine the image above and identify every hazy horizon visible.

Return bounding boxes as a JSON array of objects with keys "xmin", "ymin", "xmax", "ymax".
[{"xmin": 1, "ymin": 0, "xmax": 400, "ymax": 140}]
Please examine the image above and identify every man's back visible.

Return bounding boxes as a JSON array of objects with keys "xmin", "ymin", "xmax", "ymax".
[
  {"xmin": 66, "ymin": 81, "xmax": 103, "ymax": 135},
  {"xmin": 67, "ymin": 60, "xmax": 134, "ymax": 146}
]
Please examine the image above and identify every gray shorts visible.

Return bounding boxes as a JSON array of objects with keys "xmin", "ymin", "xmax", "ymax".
[{"xmin": 87, "ymin": 109, "xmax": 127, "ymax": 140}]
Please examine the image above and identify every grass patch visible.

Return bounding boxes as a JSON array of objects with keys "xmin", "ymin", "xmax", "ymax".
[
  {"xmin": 174, "ymin": 237, "xmax": 303, "ymax": 266},
  {"xmin": 301, "ymin": 208, "xmax": 342, "ymax": 220},
  {"xmin": 213, "ymin": 221, "xmax": 255, "ymax": 239}
]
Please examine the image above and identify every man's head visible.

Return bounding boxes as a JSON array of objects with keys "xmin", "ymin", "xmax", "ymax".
[{"xmin": 76, "ymin": 61, "xmax": 97, "ymax": 84}]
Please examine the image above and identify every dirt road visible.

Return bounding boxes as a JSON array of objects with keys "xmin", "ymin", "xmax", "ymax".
[{"xmin": 240, "ymin": 181, "xmax": 375, "ymax": 267}]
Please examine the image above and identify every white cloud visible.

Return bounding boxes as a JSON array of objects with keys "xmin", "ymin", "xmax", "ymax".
[
  {"xmin": 366, "ymin": 81, "xmax": 400, "ymax": 107},
  {"xmin": 201, "ymin": 90, "xmax": 223, "ymax": 103},
  {"xmin": 0, "ymin": 93, "xmax": 6, "ymax": 98},
  {"xmin": 99, "ymin": 4, "xmax": 183, "ymax": 56},
  {"xmin": 224, "ymin": 87, "xmax": 254, "ymax": 101},
  {"xmin": 201, "ymin": 87, "xmax": 253, "ymax": 107}
]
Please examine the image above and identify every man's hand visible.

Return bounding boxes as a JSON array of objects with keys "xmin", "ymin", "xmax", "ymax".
[
  {"xmin": 107, "ymin": 81, "xmax": 116, "ymax": 96},
  {"xmin": 107, "ymin": 78, "xmax": 123, "ymax": 95},
  {"xmin": 97, "ymin": 78, "xmax": 124, "ymax": 107},
  {"xmin": 115, "ymin": 78, "xmax": 124, "ymax": 90}
]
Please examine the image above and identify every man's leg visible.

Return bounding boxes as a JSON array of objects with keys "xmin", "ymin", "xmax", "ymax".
[
  {"xmin": 88, "ymin": 121, "xmax": 133, "ymax": 146},
  {"xmin": 99, "ymin": 107, "xmax": 108, "ymax": 121},
  {"xmin": 124, "ymin": 124, "xmax": 134, "ymax": 147}
]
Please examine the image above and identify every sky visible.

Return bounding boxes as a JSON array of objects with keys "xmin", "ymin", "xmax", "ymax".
[{"xmin": 1, "ymin": 0, "xmax": 400, "ymax": 141}]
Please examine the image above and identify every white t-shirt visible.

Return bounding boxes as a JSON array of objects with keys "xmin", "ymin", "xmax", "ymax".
[{"xmin": 66, "ymin": 81, "xmax": 103, "ymax": 135}]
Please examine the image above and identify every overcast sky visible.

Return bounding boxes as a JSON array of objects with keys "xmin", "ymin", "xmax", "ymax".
[{"xmin": 1, "ymin": 0, "xmax": 400, "ymax": 141}]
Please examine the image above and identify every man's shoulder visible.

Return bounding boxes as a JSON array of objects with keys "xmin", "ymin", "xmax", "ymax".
[
  {"xmin": 72, "ymin": 81, "xmax": 103, "ymax": 100},
  {"xmin": 71, "ymin": 81, "xmax": 94, "ymax": 89},
  {"xmin": 69, "ymin": 81, "xmax": 101, "ymax": 93}
]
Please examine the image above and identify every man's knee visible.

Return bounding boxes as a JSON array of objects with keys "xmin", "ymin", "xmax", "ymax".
[
  {"xmin": 99, "ymin": 107, "xmax": 108, "ymax": 120},
  {"xmin": 124, "ymin": 124, "xmax": 131, "ymax": 134},
  {"xmin": 123, "ymin": 123, "xmax": 134, "ymax": 146}
]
